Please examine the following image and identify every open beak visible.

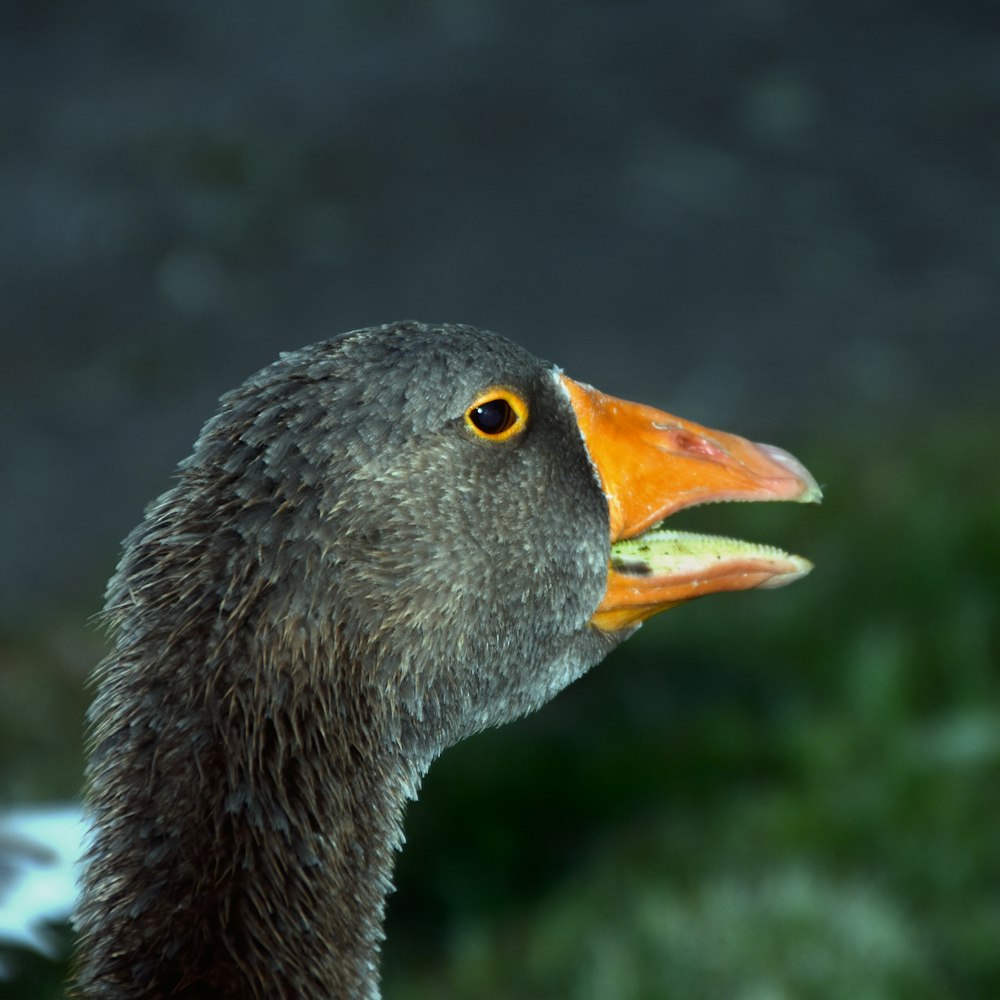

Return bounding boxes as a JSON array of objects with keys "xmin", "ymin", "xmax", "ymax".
[{"xmin": 560, "ymin": 375, "xmax": 822, "ymax": 633}]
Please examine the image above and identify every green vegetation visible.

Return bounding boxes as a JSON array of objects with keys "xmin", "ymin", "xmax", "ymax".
[{"xmin": 3, "ymin": 406, "xmax": 997, "ymax": 998}]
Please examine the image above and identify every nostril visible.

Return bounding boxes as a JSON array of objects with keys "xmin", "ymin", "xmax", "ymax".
[{"xmin": 665, "ymin": 428, "xmax": 724, "ymax": 458}]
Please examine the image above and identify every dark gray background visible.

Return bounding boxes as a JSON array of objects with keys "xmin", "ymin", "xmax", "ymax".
[{"xmin": 3, "ymin": 0, "xmax": 997, "ymax": 626}]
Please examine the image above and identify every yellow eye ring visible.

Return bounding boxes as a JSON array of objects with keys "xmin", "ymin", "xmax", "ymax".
[{"xmin": 464, "ymin": 387, "xmax": 529, "ymax": 442}]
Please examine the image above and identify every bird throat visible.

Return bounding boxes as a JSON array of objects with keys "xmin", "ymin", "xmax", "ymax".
[{"xmin": 76, "ymin": 592, "xmax": 420, "ymax": 999}]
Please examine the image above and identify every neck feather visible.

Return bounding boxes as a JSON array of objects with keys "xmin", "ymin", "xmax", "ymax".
[{"xmin": 76, "ymin": 524, "xmax": 418, "ymax": 999}]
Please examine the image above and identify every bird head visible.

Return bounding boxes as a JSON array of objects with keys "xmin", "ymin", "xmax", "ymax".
[{"xmin": 155, "ymin": 322, "xmax": 819, "ymax": 766}]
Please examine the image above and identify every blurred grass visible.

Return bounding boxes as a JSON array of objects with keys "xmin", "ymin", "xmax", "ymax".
[{"xmin": 2, "ymin": 404, "xmax": 998, "ymax": 997}]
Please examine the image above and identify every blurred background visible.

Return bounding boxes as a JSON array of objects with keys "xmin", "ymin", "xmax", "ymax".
[{"xmin": 1, "ymin": 1, "xmax": 997, "ymax": 997}]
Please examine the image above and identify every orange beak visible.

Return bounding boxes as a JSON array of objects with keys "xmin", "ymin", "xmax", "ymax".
[{"xmin": 560, "ymin": 376, "xmax": 821, "ymax": 633}]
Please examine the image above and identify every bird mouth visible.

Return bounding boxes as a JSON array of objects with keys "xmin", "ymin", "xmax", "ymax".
[{"xmin": 559, "ymin": 375, "xmax": 822, "ymax": 633}]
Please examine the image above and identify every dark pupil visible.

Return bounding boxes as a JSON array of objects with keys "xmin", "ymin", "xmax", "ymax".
[{"xmin": 471, "ymin": 398, "xmax": 515, "ymax": 434}]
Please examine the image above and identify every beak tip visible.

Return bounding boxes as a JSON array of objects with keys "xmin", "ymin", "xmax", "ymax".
[
  {"xmin": 756, "ymin": 442, "xmax": 823, "ymax": 505},
  {"xmin": 759, "ymin": 555, "xmax": 814, "ymax": 589}
]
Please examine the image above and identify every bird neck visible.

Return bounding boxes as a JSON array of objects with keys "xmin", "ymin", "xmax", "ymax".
[{"xmin": 77, "ymin": 587, "xmax": 420, "ymax": 999}]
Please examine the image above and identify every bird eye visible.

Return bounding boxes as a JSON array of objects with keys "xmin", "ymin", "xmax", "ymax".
[
  {"xmin": 465, "ymin": 388, "xmax": 528, "ymax": 441},
  {"xmin": 471, "ymin": 399, "xmax": 515, "ymax": 434}
]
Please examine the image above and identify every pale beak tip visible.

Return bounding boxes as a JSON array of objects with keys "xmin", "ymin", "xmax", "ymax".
[
  {"xmin": 757, "ymin": 442, "xmax": 823, "ymax": 504},
  {"xmin": 758, "ymin": 554, "xmax": 815, "ymax": 589}
]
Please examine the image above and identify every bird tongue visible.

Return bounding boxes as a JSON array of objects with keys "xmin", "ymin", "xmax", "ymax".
[{"xmin": 558, "ymin": 375, "xmax": 821, "ymax": 633}]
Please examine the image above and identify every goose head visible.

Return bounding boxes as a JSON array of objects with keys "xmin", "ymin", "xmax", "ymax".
[{"xmin": 75, "ymin": 321, "xmax": 819, "ymax": 998}]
